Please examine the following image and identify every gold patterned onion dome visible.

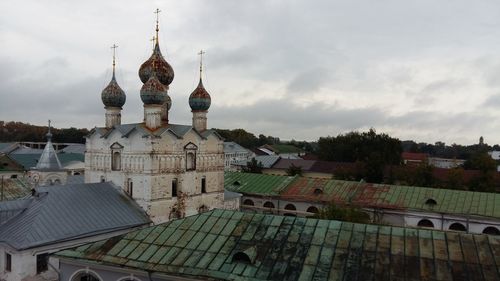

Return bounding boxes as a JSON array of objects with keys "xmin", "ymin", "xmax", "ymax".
[
  {"xmin": 140, "ymin": 75, "xmax": 169, "ymax": 105},
  {"xmin": 138, "ymin": 43, "xmax": 174, "ymax": 86},
  {"xmin": 189, "ymin": 79, "xmax": 211, "ymax": 111}
]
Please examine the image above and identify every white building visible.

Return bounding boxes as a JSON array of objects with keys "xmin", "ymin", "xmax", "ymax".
[
  {"xmin": 223, "ymin": 141, "xmax": 251, "ymax": 170},
  {"xmin": 85, "ymin": 19, "xmax": 225, "ymax": 224},
  {"xmin": 0, "ymin": 183, "xmax": 150, "ymax": 281}
]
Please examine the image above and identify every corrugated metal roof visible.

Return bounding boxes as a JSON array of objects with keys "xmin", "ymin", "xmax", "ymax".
[
  {"xmin": 0, "ymin": 182, "xmax": 150, "ymax": 250},
  {"xmin": 56, "ymin": 209, "xmax": 500, "ymax": 280},
  {"xmin": 224, "ymin": 141, "xmax": 249, "ymax": 154},
  {"xmin": 225, "ymin": 172, "xmax": 296, "ymax": 196},
  {"xmin": 229, "ymin": 172, "xmax": 500, "ymax": 219},
  {"xmin": 235, "ymin": 156, "xmax": 281, "ymax": 168}
]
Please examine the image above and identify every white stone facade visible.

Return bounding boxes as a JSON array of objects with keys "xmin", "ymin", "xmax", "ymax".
[{"xmin": 85, "ymin": 127, "xmax": 225, "ymax": 224}]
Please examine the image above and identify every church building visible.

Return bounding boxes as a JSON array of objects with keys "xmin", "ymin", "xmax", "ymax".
[{"xmin": 84, "ymin": 12, "xmax": 225, "ymax": 223}]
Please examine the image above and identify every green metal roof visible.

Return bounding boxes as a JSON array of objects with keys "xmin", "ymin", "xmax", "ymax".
[
  {"xmin": 225, "ymin": 172, "xmax": 296, "ymax": 196},
  {"xmin": 0, "ymin": 178, "xmax": 31, "ymax": 201},
  {"xmin": 9, "ymin": 153, "xmax": 83, "ymax": 170},
  {"xmin": 56, "ymin": 209, "xmax": 500, "ymax": 280},
  {"xmin": 230, "ymin": 172, "xmax": 500, "ymax": 219}
]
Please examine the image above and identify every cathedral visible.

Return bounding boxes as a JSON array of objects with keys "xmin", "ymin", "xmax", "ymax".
[{"xmin": 84, "ymin": 12, "xmax": 225, "ymax": 224}]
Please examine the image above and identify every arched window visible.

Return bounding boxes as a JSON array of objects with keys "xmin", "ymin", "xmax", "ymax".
[
  {"xmin": 112, "ymin": 151, "xmax": 121, "ymax": 171},
  {"xmin": 232, "ymin": 252, "xmax": 251, "ymax": 264},
  {"xmin": 449, "ymin": 222, "xmax": 467, "ymax": 232},
  {"xmin": 53, "ymin": 179, "xmax": 61, "ymax": 185},
  {"xmin": 417, "ymin": 219, "xmax": 434, "ymax": 228},
  {"xmin": 186, "ymin": 152, "xmax": 196, "ymax": 171},
  {"xmin": 284, "ymin": 204, "xmax": 296, "ymax": 211},
  {"xmin": 263, "ymin": 201, "xmax": 275, "ymax": 209},
  {"xmin": 425, "ymin": 198, "xmax": 437, "ymax": 206},
  {"xmin": 483, "ymin": 226, "xmax": 500, "ymax": 235},
  {"xmin": 307, "ymin": 206, "xmax": 319, "ymax": 214},
  {"xmin": 243, "ymin": 199, "xmax": 254, "ymax": 206}
]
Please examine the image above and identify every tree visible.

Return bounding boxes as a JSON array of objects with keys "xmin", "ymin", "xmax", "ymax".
[
  {"xmin": 445, "ymin": 167, "xmax": 465, "ymax": 190},
  {"xmin": 465, "ymin": 152, "xmax": 497, "ymax": 192},
  {"xmin": 242, "ymin": 158, "xmax": 263, "ymax": 174},
  {"xmin": 313, "ymin": 204, "xmax": 370, "ymax": 223},
  {"xmin": 286, "ymin": 164, "xmax": 302, "ymax": 176}
]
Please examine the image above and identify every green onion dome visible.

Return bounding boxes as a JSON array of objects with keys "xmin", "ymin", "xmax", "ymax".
[{"xmin": 189, "ymin": 79, "xmax": 211, "ymax": 111}]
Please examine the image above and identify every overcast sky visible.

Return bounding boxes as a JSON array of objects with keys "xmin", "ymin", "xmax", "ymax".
[{"xmin": 2, "ymin": 0, "xmax": 500, "ymax": 144}]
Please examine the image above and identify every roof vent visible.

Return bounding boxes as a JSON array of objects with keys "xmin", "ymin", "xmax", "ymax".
[
  {"xmin": 232, "ymin": 252, "xmax": 251, "ymax": 264},
  {"xmin": 233, "ymin": 181, "xmax": 241, "ymax": 186},
  {"xmin": 313, "ymin": 188, "xmax": 323, "ymax": 195},
  {"xmin": 425, "ymin": 198, "xmax": 437, "ymax": 206}
]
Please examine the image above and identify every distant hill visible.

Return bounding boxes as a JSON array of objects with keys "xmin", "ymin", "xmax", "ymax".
[{"xmin": 0, "ymin": 121, "xmax": 89, "ymax": 144}]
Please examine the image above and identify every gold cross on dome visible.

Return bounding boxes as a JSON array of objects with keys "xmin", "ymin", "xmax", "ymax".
[{"xmin": 198, "ymin": 50, "xmax": 205, "ymax": 75}]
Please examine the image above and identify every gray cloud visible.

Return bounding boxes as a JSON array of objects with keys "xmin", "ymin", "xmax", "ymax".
[{"xmin": 2, "ymin": 0, "xmax": 500, "ymax": 144}]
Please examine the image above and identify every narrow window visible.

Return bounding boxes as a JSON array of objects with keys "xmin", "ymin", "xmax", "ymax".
[
  {"xmin": 36, "ymin": 253, "xmax": 49, "ymax": 274},
  {"xmin": 186, "ymin": 152, "xmax": 196, "ymax": 170},
  {"xmin": 5, "ymin": 253, "xmax": 11, "ymax": 272},
  {"xmin": 100, "ymin": 176, "xmax": 105, "ymax": 183},
  {"xmin": 201, "ymin": 177, "xmax": 206, "ymax": 193},
  {"xmin": 127, "ymin": 179, "xmax": 133, "ymax": 197},
  {"xmin": 172, "ymin": 179, "xmax": 178, "ymax": 197},
  {"xmin": 112, "ymin": 151, "xmax": 121, "ymax": 171}
]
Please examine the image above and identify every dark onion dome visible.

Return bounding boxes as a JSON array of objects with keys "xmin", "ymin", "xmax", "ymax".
[
  {"xmin": 139, "ymin": 43, "xmax": 174, "ymax": 86},
  {"xmin": 101, "ymin": 74, "xmax": 126, "ymax": 108},
  {"xmin": 189, "ymin": 79, "xmax": 211, "ymax": 111},
  {"xmin": 140, "ymin": 75, "xmax": 168, "ymax": 105}
]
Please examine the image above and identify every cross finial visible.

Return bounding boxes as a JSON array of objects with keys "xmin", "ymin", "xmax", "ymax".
[
  {"xmin": 198, "ymin": 50, "xmax": 205, "ymax": 79},
  {"xmin": 154, "ymin": 8, "xmax": 161, "ymax": 44},
  {"xmin": 111, "ymin": 44, "xmax": 118, "ymax": 77},
  {"xmin": 48, "ymin": 120, "xmax": 51, "ymax": 131},
  {"xmin": 150, "ymin": 36, "xmax": 156, "ymax": 50}
]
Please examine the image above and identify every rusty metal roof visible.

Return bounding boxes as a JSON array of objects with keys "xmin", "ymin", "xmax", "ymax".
[
  {"xmin": 55, "ymin": 209, "xmax": 500, "ymax": 280},
  {"xmin": 0, "ymin": 178, "xmax": 32, "ymax": 201},
  {"xmin": 228, "ymin": 172, "xmax": 500, "ymax": 219}
]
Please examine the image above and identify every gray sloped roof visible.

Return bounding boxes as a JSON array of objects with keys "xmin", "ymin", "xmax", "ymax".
[
  {"xmin": 235, "ymin": 155, "xmax": 281, "ymax": 168},
  {"xmin": 88, "ymin": 123, "xmax": 220, "ymax": 140},
  {"xmin": 0, "ymin": 182, "xmax": 151, "ymax": 250},
  {"xmin": 223, "ymin": 141, "xmax": 249, "ymax": 154},
  {"xmin": 35, "ymin": 139, "xmax": 62, "ymax": 171},
  {"xmin": 61, "ymin": 144, "xmax": 85, "ymax": 154}
]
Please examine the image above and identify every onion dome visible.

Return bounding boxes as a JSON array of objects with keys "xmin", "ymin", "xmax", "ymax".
[
  {"xmin": 101, "ymin": 45, "xmax": 126, "ymax": 108},
  {"xmin": 189, "ymin": 78, "xmax": 211, "ymax": 111},
  {"xmin": 139, "ymin": 42, "xmax": 174, "ymax": 86},
  {"xmin": 140, "ymin": 75, "xmax": 168, "ymax": 105},
  {"xmin": 101, "ymin": 74, "xmax": 126, "ymax": 108}
]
